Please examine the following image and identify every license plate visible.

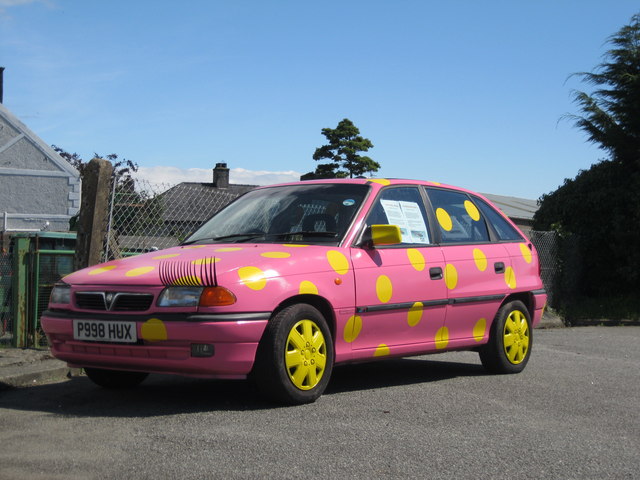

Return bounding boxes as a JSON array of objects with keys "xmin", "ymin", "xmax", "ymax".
[{"xmin": 73, "ymin": 319, "xmax": 137, "ymax": 343}]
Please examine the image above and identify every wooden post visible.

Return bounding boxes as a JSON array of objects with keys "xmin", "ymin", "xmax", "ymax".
[
  {"xmin": 11, "ymin": 235, "xmax": 29, "ymax": 347},
  {"xmin": 74, "ymin": 158, "xmax": 113, "ymax": 271}
]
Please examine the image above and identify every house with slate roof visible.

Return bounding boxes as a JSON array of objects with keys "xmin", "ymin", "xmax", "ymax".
[
  {"xmin": 113, "ymin": 163, "xmax": 256, "ymax": 253},
  {"xmin": 159, "ymin": 163, "xmax": 254, "ymax": 236},
  {"xmin": 0, "ymin": 103, "xmax": 80, "ymax": 232},
  {"xmin": 157, "ymin": 163, "xmax": 254, "ymax": 238}
]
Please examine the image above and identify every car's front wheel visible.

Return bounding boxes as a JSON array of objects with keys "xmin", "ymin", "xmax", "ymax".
[
  {"xmin": 479, "ymin": 300, "xmax": 532, "ymax": 374},
  {"xmin": 85, "ymin": 367, "xmax": 149, "ymax": 389},
  {"xmin": 252, "ymin": 304, "xmax": 334, "ymax": 404}
]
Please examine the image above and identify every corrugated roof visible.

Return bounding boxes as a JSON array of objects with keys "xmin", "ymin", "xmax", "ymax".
[{"xmin": 481, "ymin": 193, "xmax": 538, "ymax": 221}]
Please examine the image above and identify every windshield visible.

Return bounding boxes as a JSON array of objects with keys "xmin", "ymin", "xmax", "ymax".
[{"xmin": 183, "ymin": 183, "xmax": 370, "ymax": 245}]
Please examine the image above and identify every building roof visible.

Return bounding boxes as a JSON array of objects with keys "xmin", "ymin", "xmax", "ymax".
[
  {"xmin": 482, "ymin": 193, "xmax": 538, "ymax": 221},
  {"xmin": 159, "ymin": 182, "xmax": 255, "ymax": 222},
  {"xmin": 0, "ymin": 103, "xmax": 80, "ymax": 179}
]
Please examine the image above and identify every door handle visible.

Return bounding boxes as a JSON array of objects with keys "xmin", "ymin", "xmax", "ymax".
[
  {"xmin": 494, "ymin": 262, "xmax": 505, "ymax": 274},
  {"xmin": 429, "ymin": 267, "xmax": 443, "ymax": 280}
]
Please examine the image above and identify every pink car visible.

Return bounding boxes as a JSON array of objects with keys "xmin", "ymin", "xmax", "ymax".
[{"xmin": 42, "ymin": 179, "xmax": 546, "ymax": 404}]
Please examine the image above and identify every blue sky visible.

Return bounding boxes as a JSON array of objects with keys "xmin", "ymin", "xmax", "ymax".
[{"xmin": 1, "ymin": 1, "xmax": 638, "ymax": 198}]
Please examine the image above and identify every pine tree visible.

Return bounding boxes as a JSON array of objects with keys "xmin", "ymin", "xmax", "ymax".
[
  {"xmin": 568, "ymin": 13, "xmax": 640, "ymax": 167},
  {"xmin": 303, "ymin": 119, "xmax": 379, "ymax": 179}
]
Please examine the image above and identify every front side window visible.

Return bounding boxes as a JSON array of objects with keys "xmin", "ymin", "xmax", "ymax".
[
  {"xmin": 184, "ymin": 183, "xmax": 370, "ymax": 245},
  {"xmin": 365, "ymin": 187, "xmax": 431, "ymax": 244},
  {"xmin": 426, "ymin": 188, "xmax": 490, "ymax": 244}
]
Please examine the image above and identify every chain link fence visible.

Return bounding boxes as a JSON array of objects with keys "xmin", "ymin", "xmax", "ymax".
[
  {"xmin": 530, "ymin": 230, "xmax": 559, "ymax": 307},
  {"xmin": 103, "ymin": 178, "xmax": 250, "ymax": 260}
]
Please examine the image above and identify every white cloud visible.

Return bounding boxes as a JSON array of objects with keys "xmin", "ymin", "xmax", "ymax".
[
  {"xmin": 132, "ymin": 165, "xmax": 302, "ymax": 191},
  {"xmin": 0, "ymin": 0, "xmax": 51, "ymax": 14},
  {"xmin": 0, "ymin": 0, "xmax": 41, "ymax": 6},
  {"xmin": 230, "ymin": 167, "xmax": 303, "ymax": 186}
]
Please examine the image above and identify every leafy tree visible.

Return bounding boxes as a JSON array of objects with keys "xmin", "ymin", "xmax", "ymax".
[
  {"xmin": 53, "ymin": 146, "xmax": 150, "ymax": 234},
  {"xmin": 566, "ymin": 13, "xmax": 640, "ymax": 168},
  {"xmin": 302, "ymin": 118, "xmax": 379, "ymax": 179},
  {"xmin": 53, "ymin": 145, "xmax": 138, "ymax": 186},
  {"xmin": 534, "ymin": 13, "xmax": 640, "ymax": 302}
]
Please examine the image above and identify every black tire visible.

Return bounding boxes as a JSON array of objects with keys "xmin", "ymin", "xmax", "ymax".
[
  {"xmin": 479, "ymin": 300, "xmax": 532, "ymax": 374},
  {"xmin": 252, "ymin": 304, "xmax": 334, "ymax": 405},
  {"xmin": 85, "ymin": 367, "xmax": 148, "ymax": 389}
]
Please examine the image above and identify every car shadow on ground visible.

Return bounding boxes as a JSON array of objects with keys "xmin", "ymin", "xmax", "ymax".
[
  {"xmin": 0, "ymin": 357, "xmax": 486, "ymax": 417},
  {"xmin": 327, "ymin": 357, "xmax": 486, "ymax": 395}
]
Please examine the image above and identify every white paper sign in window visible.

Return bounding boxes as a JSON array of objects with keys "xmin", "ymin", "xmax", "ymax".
[{"xmin": 380, "ymin": 200, "xmax": 430, "ymax": 244}]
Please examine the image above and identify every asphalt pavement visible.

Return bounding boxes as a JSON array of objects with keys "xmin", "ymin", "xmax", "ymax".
[{"xmin": 0, "ymin": 322, "xmax": 638, "ymax": 480}]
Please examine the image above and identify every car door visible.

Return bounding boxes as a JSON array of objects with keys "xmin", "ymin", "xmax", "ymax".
[
  {"xmin": 349, "ymin": 186, "xmax": 447, "ymax": 360},
  {"xmin": 424, "ymin": 187, "xmax": 513, "ymax": 350}
]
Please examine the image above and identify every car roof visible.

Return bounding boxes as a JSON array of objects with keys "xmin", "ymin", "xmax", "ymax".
[{"xmin": 257, "ymin": 178, "xmax": 482, "ymax": 198}]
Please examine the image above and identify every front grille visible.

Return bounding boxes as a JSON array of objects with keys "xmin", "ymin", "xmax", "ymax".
[
  {"xmin": 75, "ymin": 292, "xmax": 106, "ymax": 310},
  {"xmin": 112, "ymin": 293, "xmax": 154, "ymax": 311},
  {"xmin": 75, "ymin": 292, "xmax": 154, "ymax": 311}
]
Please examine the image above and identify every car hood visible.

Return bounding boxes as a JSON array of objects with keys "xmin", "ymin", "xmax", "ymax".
[{"xmin": 62, "ymin": 243, "xmax": 350, "ymax": 287}]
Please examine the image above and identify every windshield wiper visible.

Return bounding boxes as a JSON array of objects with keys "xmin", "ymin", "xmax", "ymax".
[
  {"xmin": 268, "ymin": 231, "xmax": 338, "ymax": 239},
  {"xmin": 181, "ymin": 233, "xmax": 266, "ymax": 245},
  {"xmin": 214, "ymin": 233, "xmax": 266, "ymax": 242},
  {"xmin": 183, "ymin": 231, "xmax": 338, "ymax": 246}
]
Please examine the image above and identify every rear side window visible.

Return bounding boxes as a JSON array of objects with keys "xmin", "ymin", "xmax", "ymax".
[
  {"xmin": 426, "ymin": 188, "xmax": 490, "ymax": 244},
  {"xmin": 473, "ymin": 197, "xmax": 523, "ymax": 241}
]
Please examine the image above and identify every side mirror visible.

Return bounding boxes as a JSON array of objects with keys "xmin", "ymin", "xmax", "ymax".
[{"xmin": 365, "ymin": 224, "xmax": 402, "ymax": 247}]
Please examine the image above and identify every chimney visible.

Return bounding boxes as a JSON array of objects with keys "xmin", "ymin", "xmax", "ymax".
[
  {"xmin": 213, "ymin": 162, "xmax": 229, "ymax": 188},
  {"xmin": 0, "ymin": 67, "xmax": 4, "ymax": 104}
]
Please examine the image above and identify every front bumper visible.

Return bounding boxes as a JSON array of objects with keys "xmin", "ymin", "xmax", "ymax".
[{"xmin": 41, "ymin": 310, "xmax": 270, "ymax": 379}]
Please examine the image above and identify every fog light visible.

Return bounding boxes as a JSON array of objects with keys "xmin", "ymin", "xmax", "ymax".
[{"xmin": 191, "ymin": 343, "xmax": 215, "ymax": 357}]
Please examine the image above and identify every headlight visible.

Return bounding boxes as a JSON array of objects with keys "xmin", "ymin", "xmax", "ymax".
[
  {"xmin": 157, "ymin": 286, "xmax": 237, "ymax": 307},
  {"xmin": 157, "ymin": 286, "xmax": 203, "ymax": 307},
  {"xmin": 50, "ymin": 284, "xmax": 71, "ymax": 305}
]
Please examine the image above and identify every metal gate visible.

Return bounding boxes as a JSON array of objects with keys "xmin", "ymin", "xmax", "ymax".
[
  {"xmin": 31, "ymin": 245, "xmax": 75, "ymax": 347},
  {"xmin": 0, "ymin": 233, "xmax": 75, "ymax": 348}
]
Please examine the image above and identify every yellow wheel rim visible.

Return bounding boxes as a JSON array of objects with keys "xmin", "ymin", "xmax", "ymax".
[
  {"xmin": 503, "ymin": 310, "xmax": 530, "ymax": 364},
  {"xmin": 285, "ymin": 319, "xmax": 327, "ymax": 391}
]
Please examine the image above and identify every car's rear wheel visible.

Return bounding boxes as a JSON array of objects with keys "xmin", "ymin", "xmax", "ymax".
[
  {"xmin": 85, "ymin": 367, "xmax": 149, "ymax": 389},
  {"xmin": 479, "ymin": 300, "xmax": 532, "ymax": 374},
  {"xmin": 252, "ymin": 304, "xmax": 334, "ymax": 404}
]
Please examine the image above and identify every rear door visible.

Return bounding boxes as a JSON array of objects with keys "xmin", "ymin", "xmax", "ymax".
[{"xmin": 424, "ymin": 188, "xmax": 514, "ymax": 349}]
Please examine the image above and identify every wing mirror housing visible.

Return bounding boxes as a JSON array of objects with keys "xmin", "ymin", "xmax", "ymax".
[{"xmin": 362, "ymin": 224, "xmax": 402, "ymax": 248}]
